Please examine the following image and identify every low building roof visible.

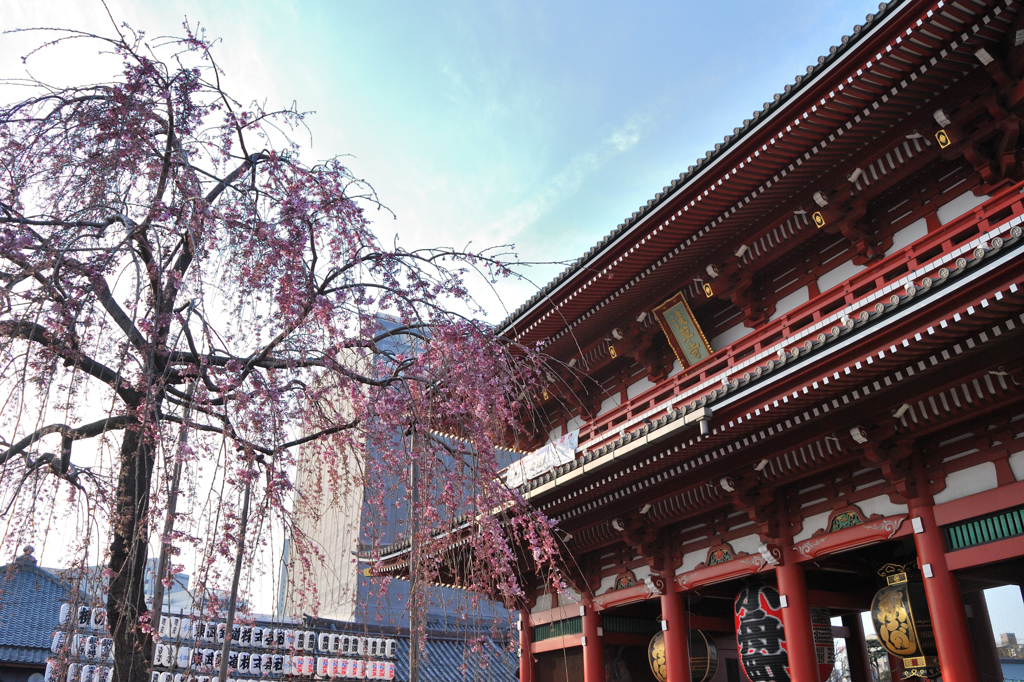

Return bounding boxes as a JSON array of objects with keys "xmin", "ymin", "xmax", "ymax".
[{"xmin": 0, "ymin": 546, "xmax": 67, "ymax": 667}]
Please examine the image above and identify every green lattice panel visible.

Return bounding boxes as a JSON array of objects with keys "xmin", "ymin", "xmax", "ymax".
[
  {"xmin": 945, "ymin": 506, "xmax": 1024, "ymax": 551},
  {"xmin": 533, "ymin": 616, "xmax": 582, "ymax": 641},
  {"xmin": 602, "ymin": 616, "xmax": 661, "ymax": 635}
]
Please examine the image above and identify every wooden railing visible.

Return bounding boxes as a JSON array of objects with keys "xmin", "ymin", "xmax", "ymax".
[{"xmin": 573, "ymin": 181, "xmax": 1024, "ymax": 454}]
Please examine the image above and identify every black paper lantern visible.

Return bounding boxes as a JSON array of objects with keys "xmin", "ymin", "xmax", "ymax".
[{"xmin": 869, "ymin": 563, "xmax": 940, "ymax": 679}]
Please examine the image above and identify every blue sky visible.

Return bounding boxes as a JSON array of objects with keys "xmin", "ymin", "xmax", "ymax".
[
  {"xmin": 6, "ymin": 0, "xmax": 892, "ymax": 319},
  {"xmin": 7, "ymin": 0, "xmax": 1024, "ymax": 640}
]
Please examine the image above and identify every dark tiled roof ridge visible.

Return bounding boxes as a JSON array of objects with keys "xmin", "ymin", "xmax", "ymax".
[
  {"xmin": 498, "ymin": 0, "xmax": 905, "ymax": 336},
  {"xmin": 0, "ymin": 558, "xmax": 67, "ymax": 592}
]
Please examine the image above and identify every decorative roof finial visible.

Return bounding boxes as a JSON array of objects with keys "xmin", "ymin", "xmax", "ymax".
[{"xmin": 16, "ymin": 544, "xmax": 37, "ymax": 565}]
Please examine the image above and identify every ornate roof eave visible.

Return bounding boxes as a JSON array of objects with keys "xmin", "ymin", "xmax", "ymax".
[
  {"xmin": 497, "ymin": 0, "xmax": 909, "ymax": 338},
  {"xmin": 510, "ymin": 222, "xmax": 1024, "ymax": 503},
  {"xmin": 365, "ymin": 222, "xmax": 1023, "ymax": 572}
]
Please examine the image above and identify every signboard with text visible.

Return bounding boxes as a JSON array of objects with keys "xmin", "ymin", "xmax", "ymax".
[
  {"xmin": 653, "ymin": 292, "xmax": 713, "ymax": 368},
  {"xmin": 504, "ymin": 430, "xmax": 579, "ymax": 488}
]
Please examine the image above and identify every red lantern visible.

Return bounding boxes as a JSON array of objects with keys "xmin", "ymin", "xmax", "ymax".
[{"xmin": 735, "ymin": 584, "xmax": 789, "ymax": 682}]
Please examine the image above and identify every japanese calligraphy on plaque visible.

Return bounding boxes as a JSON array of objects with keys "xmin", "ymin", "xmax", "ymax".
[{"xmin": 653, "ymin": 292, "xmax": 713, "ymax": 368}]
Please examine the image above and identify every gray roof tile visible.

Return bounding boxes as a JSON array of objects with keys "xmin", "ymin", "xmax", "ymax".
[{"xmin": 0, "ymin": 554, "xmax": 69, "ymax": 665}]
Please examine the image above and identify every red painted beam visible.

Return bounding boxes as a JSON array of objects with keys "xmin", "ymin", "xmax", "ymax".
[
  {"xmin": 946, "ymin": 534, "xmax": 1024, "ymax": 572},
  {"xmin": 934, "ymin": 478, "xmax": 1024, "ymax": 527},
  {"xmin": 602, "ymin": 632, "xmax": 652, "ymax": 647},
  {"xmin": 686, "ymin": 615, "xmax": 734, "ymax": 633},
  {"xmin": 530, "ymin": 635, "xmax": 582, "ymax": 653},
  {"xmin": 806, "ymin": 589, "xmax": 874, "ymax": 611}
]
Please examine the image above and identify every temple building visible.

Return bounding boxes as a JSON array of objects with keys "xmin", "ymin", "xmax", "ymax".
[{"xmin": 373, "ymin": 0, "xmax": 1024, "ymax": 681}]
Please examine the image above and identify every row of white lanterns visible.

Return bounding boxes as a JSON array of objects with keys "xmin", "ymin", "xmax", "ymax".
[
  {"xmin": 46, "ymin": 662, "xmax": 113, "ymax": 682},
  {"xmin": 145, "ymin": 661, "xmax": 397, "ymax": 682},
  {"xmin": 59, "ymin": 605, "xmax": 107, "ymax": 632},
  {"xmin": 46, "ymin": 661, "xmax": 397, "ymax": 682},
  {"xmin": 51, "ymin": 633, "xmax": 113, "ymax": 661},
  {"xmin": 155, "ymin": 617, "xmax": 397, "ymax": 658},
  {"xmin": 152, "ymin": 647, "xmax": 397, "ymax": 679}
]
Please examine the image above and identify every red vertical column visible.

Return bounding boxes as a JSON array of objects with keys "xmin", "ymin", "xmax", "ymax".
[
  {"xmin": 907, "ymin": 492, "xmax": 979, "ymax": 682},
  {"xmin": 841, "ymin": 614, "xmax": 872, "ymax": 682},
  {"xmin": 518, "ymin": 610, "xmax": 534, "ymax": 682},
  {"xmin": 775, "ymin": 519, "xmax": 821, "ymax": 682},
  {"xmin": 887, "ymin": 654, "xmax": 904, "ymax": 680},
  {"xmin": 581, "ymin": 601, "xmax": 604, "ymax": 682},
  {"xmin": 659, "ymin": 573, "xmax": 691, "ymax": 682}
]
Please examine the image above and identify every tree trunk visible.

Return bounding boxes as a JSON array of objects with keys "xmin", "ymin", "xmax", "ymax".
[{"xmin": 107, "ymin": 423, "xmax": 157, "ymax": 682}]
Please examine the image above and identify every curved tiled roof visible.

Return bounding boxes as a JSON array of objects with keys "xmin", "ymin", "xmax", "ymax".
[
  {"xmin": 0, "ymin": 554, "xmax": 69, "ymax": 666},
  {"xmin": 510, "ymin": 224, "xmax": 1023, "ymax": 495},
  {"xmin": 498, "ymin": 0, "xmax": 903, "ymax": 335}
]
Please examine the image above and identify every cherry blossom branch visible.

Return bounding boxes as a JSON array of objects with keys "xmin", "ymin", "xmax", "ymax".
[{"xmin": 0, "ymin": 319, "xmax": 141, "ymax": 403}]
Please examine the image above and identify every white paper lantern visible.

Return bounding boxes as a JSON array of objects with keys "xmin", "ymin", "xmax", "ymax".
[{"xmin": 91, "ymin": 609, "xmax": 107, "ymax": 631}]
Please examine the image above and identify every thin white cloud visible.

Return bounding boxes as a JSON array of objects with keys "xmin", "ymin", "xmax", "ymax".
[
  {"xmin": 606, "ymin": 111, "xmax": 654, "ymax": 152},
  {"xmin": 483, "ymin": 109, "xmax": 657, "ymax": 243}
]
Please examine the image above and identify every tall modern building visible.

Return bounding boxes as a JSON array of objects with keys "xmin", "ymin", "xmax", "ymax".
[{"xmin": 278, "ymin": 320, "xmax": 506, "ymax": 627}]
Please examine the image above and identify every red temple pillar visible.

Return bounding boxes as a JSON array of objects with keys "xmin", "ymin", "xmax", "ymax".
[
  {"xmin": 775, "ymin": 519, "xmax": 821, "ymax": 682},
  {"xmin": 659, "ymin": 573, "xmax": 691, "ymax": 682},
  {"xmin": 518, "ymin": 610, "xmax": 534, "ymax": 682},
  {"xmin": 581, "ymin": 601, "xmax": 604, "ymax": 682},
  {"xmin": 961, "ymin": 590, "xmax": 1004, "ymax": 682},
  {"xmin": 842, "ymin": 613, "xmax": 872, "ymax": 682},
  {"xmin": 907, "ymin": 473, "xmax": 979, "ymax": 682},
  {"xmin": 888, "ymin": 653, "xmax": 904, "ymax": 680}
]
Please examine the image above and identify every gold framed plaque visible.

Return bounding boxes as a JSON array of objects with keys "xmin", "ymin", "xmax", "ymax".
[{"xmin": 652, "ymin": 292, "xmax": 713, "ymax": 368}]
